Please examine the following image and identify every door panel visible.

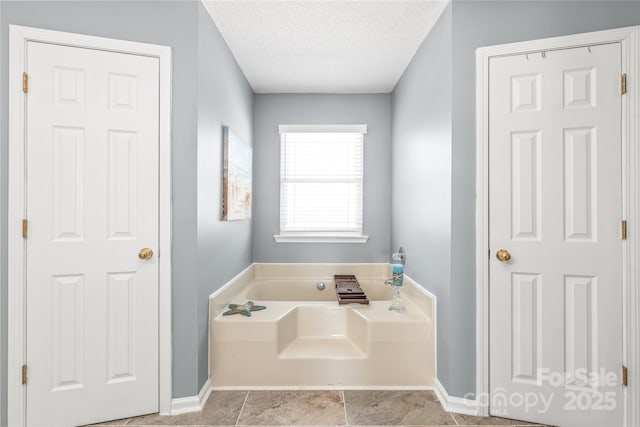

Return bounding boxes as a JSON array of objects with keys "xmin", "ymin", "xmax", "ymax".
[
  {"xmin": 26, "ymin": 41, "xmax": 160, "ymax": 427},
  {"xmin": 489, "ymin": 43, "xmax": 622, "ymax": 427},
  {"xmin": 511, "ymin": 130, "xmax": 541, "ymax": 240}
]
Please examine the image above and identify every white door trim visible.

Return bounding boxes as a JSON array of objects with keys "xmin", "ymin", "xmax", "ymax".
[
  {"xmin": 476, "ymin": 26, "xmax": 639, "ymax": 425},
  {"xmin": 8, "ymin": 25, "xmax": 173, "ymax": 426}
]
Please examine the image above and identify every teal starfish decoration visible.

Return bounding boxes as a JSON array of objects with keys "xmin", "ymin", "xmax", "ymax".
[{"xmin": 223, "ymin": 301, "xmax": 266, "ymax": 317}]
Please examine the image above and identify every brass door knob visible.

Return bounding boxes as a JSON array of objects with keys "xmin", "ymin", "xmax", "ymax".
[
  {"xmin": 496, "ymin": 249, "xmax": 511, "ymax": 262},
  {"xmin": 138, "ymin": 248, "xmax": 153, "ymax": 260}
]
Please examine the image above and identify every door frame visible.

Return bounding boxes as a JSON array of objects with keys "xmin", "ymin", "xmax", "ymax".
[
  {"xmin": 475, "ymin": 26, "xmax": 639, "ymax": 425},
  {"xmin": 7, "ymin": 25, "xmax": 173, "ymax": 426}
]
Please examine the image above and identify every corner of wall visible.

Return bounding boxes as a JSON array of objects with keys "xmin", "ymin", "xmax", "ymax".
[
  {"xmin": 434, "ymin": 378, "xmax": 478, "ymax": 416},
  {"xmin": 390, "ymin": 0, "xmax": 454, "ymax": 400},
  {"xmin": 195, "ymin": 1, "xmax": 255, "ymax": 394}
]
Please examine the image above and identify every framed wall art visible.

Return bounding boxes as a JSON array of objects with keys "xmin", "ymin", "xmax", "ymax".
[{"xmin": 222, "ymin": 126, "xmax": 252, "ymax": 220}]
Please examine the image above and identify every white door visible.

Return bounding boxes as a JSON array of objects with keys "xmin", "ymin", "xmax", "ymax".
[
  {"xmin": 25, "ymin": 41, "xmax": 160, "ymax": 426},
  {"xmin": 489, "ymin": 43, "xmax": 623, "ymax": 427}
]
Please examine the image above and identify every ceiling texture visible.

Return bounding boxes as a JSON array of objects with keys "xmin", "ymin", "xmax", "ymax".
[{"xmin": 202, "ymin": 0, "xmax": 449, "ymax": 94}]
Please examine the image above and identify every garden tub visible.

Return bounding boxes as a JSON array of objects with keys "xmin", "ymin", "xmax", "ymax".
[{"xmin": 209, "ymin": 263, "xmax": 435, "ymax": 388}]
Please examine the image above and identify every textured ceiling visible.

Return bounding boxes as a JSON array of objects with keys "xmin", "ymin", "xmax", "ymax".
[{"xmin": 201, "ymin": 0, "xmax": 449, "ymax": 93}]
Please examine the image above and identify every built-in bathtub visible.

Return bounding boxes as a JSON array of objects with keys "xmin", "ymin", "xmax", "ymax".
[
  {"xmin": 246, "ymin": 278, "xmax": 394, "ymax": 301},
  {"xmin": 209, "ymin": 263, "xmax": 435, "ymax": 388}
]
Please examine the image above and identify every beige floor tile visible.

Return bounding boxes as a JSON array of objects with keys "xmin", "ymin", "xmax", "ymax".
[
  {"xmin": 119, "ymin": 413, "xmax": 173, "ymax": 426},
  {"xmin": 86, "ymin": 417, "xmax": 131, "ymax": 426},
  {"xmin": 91, "ymin": 389, "xmax": 542, "ymax": 427},
  {"xmin": 451, "ymin": 412, "xmax": 544, "ymax": 426},
  {"xmin": 343, "ymin": 390, "xmax": 456, "ymax": 426},
  {"xmin": 126, "ymin": 391, "xmax": 247, "ymax": 426},
  {"xmin": 236, "ymin": 390, "xmax": 346, "ymax": 425}
]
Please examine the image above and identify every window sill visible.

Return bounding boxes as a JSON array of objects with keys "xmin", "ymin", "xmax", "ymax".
[{"xmin": 273, "ymin": 233, "xmax": 370, "ymax": 243}]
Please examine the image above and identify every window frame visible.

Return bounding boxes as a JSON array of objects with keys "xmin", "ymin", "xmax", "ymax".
[{"xmin": 274, "ymin": 124, "xmax": 369, "ymax": 243}]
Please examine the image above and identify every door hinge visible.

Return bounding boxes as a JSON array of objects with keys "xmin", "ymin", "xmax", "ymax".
[
  {"xmin": 621, "ymin": 73, "xmax": 627, "ymax": 95},
  {"xmin": 21, "ymin": 365, "xmax": 27, "ymax": 385},
  {"xmin": 623, "ymin": 365, "xmax": 628, "ymax": 387},
  {"xmin": 22, "ymin": 72, "xmax": 28, "ymax": 94},
  {"xmin": 622, "ymin": 220, "xmax": 627, "ymax": 240},
  {"xmin": 22, "ymin": 219, "xmax": 28, "ymax": 239}
]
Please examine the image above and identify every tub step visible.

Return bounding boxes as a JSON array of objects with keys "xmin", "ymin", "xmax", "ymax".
[
  {"xmin": 334, "ymin": 275, "xmax": 369, "ymax": 305},
  {"xmin": 279, "ymin": 337, "xmax": 366, "ymax": 359}
]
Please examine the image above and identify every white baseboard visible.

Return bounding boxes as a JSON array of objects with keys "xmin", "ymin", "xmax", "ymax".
[
  {"xmin": 434, "ymin": 378, "xmax": 478, "ymax": 416},
  {"xmin": 170, "ymin": 378, "xmax": 213, "ymax": 415},
  {"xmin": 212, "ymin": 385, "xmax": 434, "ymax": 391}
]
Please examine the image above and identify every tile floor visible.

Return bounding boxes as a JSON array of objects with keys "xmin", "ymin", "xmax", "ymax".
[{"xmin": 91, "ymin": 390, "xmax": 550, "ymax": 427}]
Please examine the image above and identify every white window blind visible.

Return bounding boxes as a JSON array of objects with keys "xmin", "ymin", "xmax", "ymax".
[{"xmin": 277, "ymin": 124, "xmax": 367, "ymax": 242}]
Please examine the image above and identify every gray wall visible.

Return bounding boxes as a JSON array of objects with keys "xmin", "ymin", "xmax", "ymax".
[
  {"xmin": 391, "ymin": 0, "xmax": 640, "ymax": 400},
  {"xmin": 446, "ymin": 0, "xmax": 640, "ymax": 398},
  {"xmin": 400, "ymin": 0, "xmax": 640, "ymax": 397},
  {"xmin": 0, "ymin": 0, "xmax": 199, "ymax": 402},
  {"xmin": 0, "ymin": 2, "xmax": 254, "ymax": 422},
  {"xmin": 196, "ymin": 1, "xmax": 253, "ymax": 389},
  {"xmin": 252, "ymin": 94, "xmax": 392, "ymax": 263},
  {"xmin": 390, "ymin": 2, "xmax": 453, "ymax": 397}
]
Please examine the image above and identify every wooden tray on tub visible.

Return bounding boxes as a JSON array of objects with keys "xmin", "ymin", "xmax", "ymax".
[{"xmin": 334, "ymin": 275, "xmax": 369, "ymax": 305}]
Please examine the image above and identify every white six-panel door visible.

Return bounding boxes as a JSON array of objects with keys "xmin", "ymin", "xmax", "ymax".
[
  {"xmin": 25, "ymin": 41, "xmax": 160, "ymax": 426},
  {"xmin": 489, "ymin": 43, "xmax": 623, "ymax": 427}
]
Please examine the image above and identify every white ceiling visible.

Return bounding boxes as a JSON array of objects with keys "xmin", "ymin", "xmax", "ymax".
[{"xmin": 201, "ymin": 0, "xmax": 449, "ymax": 94}]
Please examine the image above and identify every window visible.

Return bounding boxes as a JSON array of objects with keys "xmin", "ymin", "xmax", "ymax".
[{"xmin": 275, "ymin": 124, "xmax": 369, "ymax": 243}]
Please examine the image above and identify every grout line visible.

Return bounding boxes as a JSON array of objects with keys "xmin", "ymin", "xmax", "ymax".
[
  {"xmin": 342, "ymin": 390, "xmax": 349, "ymax": 426},
  {"xmin": 235, "ymin": 390, "xmax": 250, "ymax": 426},
  {"xmin": 449, "ymin": 411, "xmax": 460, "ymax": 426}
]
